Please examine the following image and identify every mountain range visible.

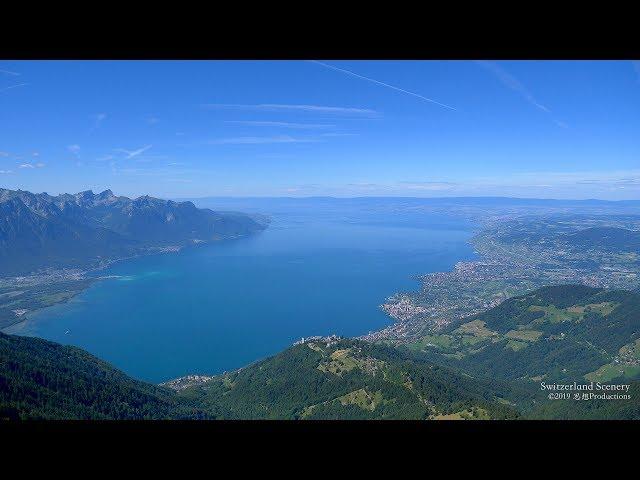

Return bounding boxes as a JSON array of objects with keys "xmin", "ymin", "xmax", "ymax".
[{"xmin": 0, "ymin": 188, "xmax": 267, "ymax": 275}]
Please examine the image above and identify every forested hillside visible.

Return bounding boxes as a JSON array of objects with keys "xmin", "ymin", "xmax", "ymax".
[
  {"xmin": 173, "ymin": 338, "xmax": 522, "ymax": 420},
  {"xmin": 0, "ymin": 332, "xmax": 519, "ymax": 420},
  {"xmin": 0, "ymin": 332, "xmax": 208, "ymax": 420}
]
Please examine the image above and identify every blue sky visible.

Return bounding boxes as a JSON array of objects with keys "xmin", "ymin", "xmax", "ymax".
[{"xmin": 1, "ymin": 60, "xmax": 639, "ymax": 199}]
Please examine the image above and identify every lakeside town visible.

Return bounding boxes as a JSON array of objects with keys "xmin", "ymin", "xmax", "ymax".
[{"xmin": 363, "ymin": 215, "xmax": 640, "ymax": 343}]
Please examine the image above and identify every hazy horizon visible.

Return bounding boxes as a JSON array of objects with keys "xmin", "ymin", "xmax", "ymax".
[{"xmin": 4, "ymin": 185, "xmax": 640, "ymax": 204}]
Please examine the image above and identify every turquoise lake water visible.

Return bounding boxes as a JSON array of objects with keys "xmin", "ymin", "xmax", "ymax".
[{"xmin": 12, "ymin": 202, "xmax": 477, "ymax": 383}]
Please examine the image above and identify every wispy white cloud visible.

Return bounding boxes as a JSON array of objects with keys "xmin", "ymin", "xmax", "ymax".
[
  {"xmin": 321, "ymin": 169, "xmax": 640, "ymax": 198},
  {"xmin": 398, "ymin": 181, "xmax": 457, "ymax": 191},
  {"xmin": 225, "ymin": 120, "xmax": 334, "ymax": 129},
  {"xmin": 0, "ymin": 169, "xmax": 12, "ymax": 174},
  {"xmin": 0, "ymin": 151, "xmax": 9, "ymax": 157},
  {"xmin": 255, "ymin": 153, "xmax": 296, "ymax": 160},
  {"xmin": 503, "ymin": 169, "xmax": 640, "ymax": 186},
  {"xmin": 90, "ymin": 113, "xmax": 107, "ymax": 131},
  {"xmin": 0, "ymin": 68, "xmax": 20, "ymax": 76},
  {"xmin": 443, "ymin": 170, "xmax": 640, "ymax": 195},
  {"xmin": 574, "ymin": 175, "xmax": 640, "ymax": 187},
  {"xmin": 68, "ymin": 144, "xmax": 81, "ymax": 157},
  {"xmin": 203, "ymin": 103, "xmax": 378, "ymax": 117},
  {"xmin": 0, "ymin": 83, "xmax": 28, "ymax": 94},
  {"xmin": 19, "ymin": 162, "xmax": 45, "ymax": 169},
  {"xmin": 115, "ymin": 145, "xmax": 153, "ymax": 159},
  {"xmin": 320, "ymin": 132, "xmax": 359, "ymax": 137},
  {"xmin": 309, "ymin": 60, "xmax": 458, "ymax": 111},
  {"xmin": 206, "ymin": 135, "xmax": 317, "ymax": 145},
  {"xmin": 476, "ymin": 61, "xmax": 567, "ymax": 128}
]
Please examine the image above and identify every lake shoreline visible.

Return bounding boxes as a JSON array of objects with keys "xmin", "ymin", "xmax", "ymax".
[
  {"xmin": 9, "ymin": 215, "xmax": 477, "ymax": 383},
  {"xmin": 0, "ymin": 234, "xmax": 260, "ymax": 333}
]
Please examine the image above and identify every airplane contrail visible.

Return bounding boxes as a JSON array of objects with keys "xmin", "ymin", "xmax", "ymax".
[
  {"xmin": 309, "ymin": 60, "xmax": 457, "ymax": 111},
  {"xmin": 475, "ymin": 60, "xmax": 568, "ymax": 128}
]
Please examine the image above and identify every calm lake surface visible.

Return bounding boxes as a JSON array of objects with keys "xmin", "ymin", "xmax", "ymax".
[{"xmin": 13, "ymin": 199, "xmax": 477, "ymax": 383}]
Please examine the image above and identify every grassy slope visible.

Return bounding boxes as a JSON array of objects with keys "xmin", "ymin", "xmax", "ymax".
[
  {"xmin": 403, "ymin": 285, "xmax": 640, "ymax": 419},
  {"xmin": 405, "ymin": 285, "xmax": 640, "ymax": 382},
  {"xmin": 178, "ymin": 338, "xmax": 521, "ymax": 420}
]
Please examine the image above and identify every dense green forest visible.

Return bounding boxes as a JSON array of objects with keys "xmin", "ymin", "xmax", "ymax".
[{"xmin": 0, "ymin": 332, "xmax": 208, "ymax": 420}]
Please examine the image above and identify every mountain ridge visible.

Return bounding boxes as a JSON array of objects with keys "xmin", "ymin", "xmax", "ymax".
[{"xmin": 0, "ymin": 188, "xmax": 268, "ymax": 276}]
